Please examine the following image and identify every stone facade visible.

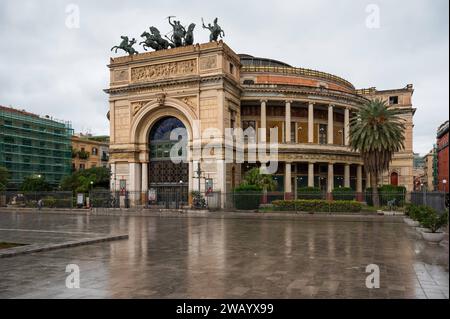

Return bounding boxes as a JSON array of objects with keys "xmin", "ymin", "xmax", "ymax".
[
  {"xmin": 106, "ymin": 42, "xmax": 416, "ymax": 207},
  {"xmin": 72, "ymin": 134, "xmax": 109, "ymax": 171}
]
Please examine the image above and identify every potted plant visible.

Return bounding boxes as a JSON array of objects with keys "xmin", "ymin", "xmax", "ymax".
[
  {"xmin": 420, "ymin": 210, "xmax": 448, "ymax": 243},
  {"xmin": 404, "ymin": 204, "xmax": 421, "ymax": 227}
]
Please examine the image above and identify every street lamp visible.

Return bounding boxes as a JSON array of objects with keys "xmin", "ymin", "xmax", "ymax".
[{"xmin": 443, "ymin": 179, "xmax": 447, "ymax": 193}]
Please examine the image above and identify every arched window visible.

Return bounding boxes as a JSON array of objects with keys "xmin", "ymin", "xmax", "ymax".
[{"xmin": 149, "ymin": 117, "xmax": 186, "ymax": 160}]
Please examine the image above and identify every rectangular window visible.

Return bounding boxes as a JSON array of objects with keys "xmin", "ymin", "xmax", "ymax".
[
  {"xmin": 318, "ymin": 124, "xmax": 327, "ymax": 145},
  {"xmin": 290, "ymin": 122, "xmax": 296, "ymax": 142},
  {"xmin": 389, "ymin": 96, "xmax": 399, "ymax": 105},
  {"xmin": 4, "ymin": 136, "xmax": 14, "ymax": 143}
]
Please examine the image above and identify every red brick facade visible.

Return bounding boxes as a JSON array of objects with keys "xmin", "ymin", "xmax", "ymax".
[{"xmin": 437, "ymin": 121, "xmax": 449, "ymax": 192}]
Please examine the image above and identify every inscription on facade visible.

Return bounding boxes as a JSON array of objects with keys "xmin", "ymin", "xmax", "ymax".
[{"xmin": 131, "ymin": 59, "xmax": 197, "ymax": 83}]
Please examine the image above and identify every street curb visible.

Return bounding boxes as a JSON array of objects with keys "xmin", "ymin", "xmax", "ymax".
[{"xmin": 0, "ymin": 234, "xmax": 129, "ymax": 258}]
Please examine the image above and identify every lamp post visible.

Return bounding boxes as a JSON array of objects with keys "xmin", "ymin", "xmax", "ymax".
[
  {"xmin": 195, "ymin": 162, "xmax": 203, "ymax": 192},
  {"xmin": 90, "ymin": 181, "xmax": 94, "ymax": 208},
  {"xmin": 443, "ymin": 179, "xmax": 447, "ymax": 193}
]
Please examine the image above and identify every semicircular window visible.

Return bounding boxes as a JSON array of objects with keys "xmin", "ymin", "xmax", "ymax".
[{"xmin": 149, "ymin": 117, "xmax": 187, "ymax": 160}]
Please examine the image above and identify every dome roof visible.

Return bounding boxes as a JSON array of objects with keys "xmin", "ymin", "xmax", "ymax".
[{"xmin": 239, "ymin": 54, "xmax": 291, "ymax": 68}]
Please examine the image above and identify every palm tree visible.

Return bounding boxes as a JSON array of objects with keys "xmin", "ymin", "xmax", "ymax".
[
  {"xmin": 243, "ymin": 167, "xmax": 277, "ymax": 191},
  {"xmin": 349, "ymin": 99, "xmax": 406, "ymax": 207},
  {"xmin": 243, "ymin": 167, "xmax": 277, "ymax": 203}
]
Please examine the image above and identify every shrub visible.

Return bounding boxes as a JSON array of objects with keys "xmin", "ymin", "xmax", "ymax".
[
  {"xmin": 191, "ymin": 191, "xmax": 206, "ymax": 209},
  {"xmin": 332, "ymin": 187, "xmax": 355, "ymax": 201},
  {"xmin": 234, "ymin": 185, "xmax": 262, "ymax": 210},
  {"xmin": 43, "ymin": 196, "xmax": 57, "ymax": 208},
  {"xmin": 366, "ymin": 185, "xmax": 406, "ymax": 207},
  {"xmin": 297, "ymin": 187, "xmax": 323, "ymax": 200},
  {"xmin": 407, "ymin": 204, "xmax": 433, "ymax": 221},
  {"xmin": 272, "ymin": 199, "xmax": 362, "ymax": 213},
  {"xmin": 234, "ymin": 184, "xmax": 262, "ymax": 192},
  {"xmin": 379, "ymin": 185, "xmax": 406, "ymax": 206},
  {"xmin": 420, "ymin": 210, "xmax": 448, "ymax": 233}
]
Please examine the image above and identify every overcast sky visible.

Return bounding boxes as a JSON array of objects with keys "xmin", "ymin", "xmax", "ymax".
[{"xmin": 0, "ymin": 0, "xmax": 448, "ymax": 155}]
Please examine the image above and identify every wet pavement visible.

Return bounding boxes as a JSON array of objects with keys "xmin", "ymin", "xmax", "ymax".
[{"xmin": 0, "ymin": 211, "xmax": 448, "ymax": 299}]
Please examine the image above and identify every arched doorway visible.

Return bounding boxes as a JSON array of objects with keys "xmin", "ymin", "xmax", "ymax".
[
  {"xmin": 148, "ymin": 116, "xmax": 189, "ymax": 207},
  {"xmin": 390, "ymin": 172, "xmax": 399, "ymax": 186}
]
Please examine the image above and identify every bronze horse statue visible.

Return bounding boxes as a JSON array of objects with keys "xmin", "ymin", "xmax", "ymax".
[
  {"xmin": 111, "ymin": 36, "xmax": 139, "ymax": 55},
  {"xmin": 140, "ymin": 31, "xmax": 161, "ymax": 51},
  {"xmin": 183, "ymin": 23, "xmax": 196, "ymax": 46}
]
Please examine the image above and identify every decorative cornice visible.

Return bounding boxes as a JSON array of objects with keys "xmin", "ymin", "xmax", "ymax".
[
  {"xmin": 105, "ymin": 73, "xmax": 243, "ymax": 96},
  {"xmin": 241, "ymin": 84, "xmax": 369, "ymax": 106}
]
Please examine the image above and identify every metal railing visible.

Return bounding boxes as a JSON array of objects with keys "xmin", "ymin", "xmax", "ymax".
[
  {"xmin": 1, "ymin": 190, "xmax": 447, "ymax": 213},
  {"xmin": 0, "ymin": 191, "xmax": 73, "ymax": 208}
]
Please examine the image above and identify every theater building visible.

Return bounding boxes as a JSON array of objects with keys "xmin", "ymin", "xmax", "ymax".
[{"xmin": 105, "ymin": 42, "xmax": 415, "ymax": 207}]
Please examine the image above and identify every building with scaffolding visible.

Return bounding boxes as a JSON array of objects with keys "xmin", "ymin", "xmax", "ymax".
[{"xmin": 0, "ymin": 105, "xmax": 73, "ymax": 189}]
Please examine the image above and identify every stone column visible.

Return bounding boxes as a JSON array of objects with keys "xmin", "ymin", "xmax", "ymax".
[
  {"xmin": 285, "ymin": 162, "xmax": 292, "ymax": 199},
  {"xmin": 328, "ymin": 104, "xmax": 334, "ymax": 144},
  {"xmin": 327, "ymin": 162, "xmax": 334, "ymax": 200},
  {"xmin": 110, "ymin": 163, "xmax": 116, "ymax": 191},
  {"xmin": 129, "ymin": 162, "xmax": 141, "ymax": 207},
  {"xmin": 308, "ymin": 102, "xmax": 314, "ymax": 143},
  {"xmin": 285, "ymin": 100, "xmax": 291, "ymax": 143},
  {"xmin": 308, "ymin": 162, "xmax": 315, "ymax": 187},
  {"xmin": 356, "ymin": 165, "xmax": 363, "ymax": 201},
  {"xmin": 141, "ymin": 162, "xmax": 148, "ymax": 205},
  {"xmin": 217, "ymin": 160, "xmax": 227, "ymax": 209},
  {"xmin": 344, "ymin": 107, "xmax": 350, "ymax": 146},
  {"xmin": 260, "ymin": 99, "xmax": 267, "ymax": 143},
  {"xmin": 344, "ymin": 163, "xmax": 351, "ymax": 188}
]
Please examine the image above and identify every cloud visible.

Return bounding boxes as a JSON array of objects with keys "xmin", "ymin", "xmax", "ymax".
[{"xmin": 0, "ymin": 0, "xmax": 448, "ymax": 154}]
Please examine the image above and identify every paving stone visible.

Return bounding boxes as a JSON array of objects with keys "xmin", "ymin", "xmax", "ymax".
[{"xmin": 0, "ymin": 211, "xmax": 448, "ymax": 299}]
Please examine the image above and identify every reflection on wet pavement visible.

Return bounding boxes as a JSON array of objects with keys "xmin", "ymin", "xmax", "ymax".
[{"xmin": 0, "ymin": 212, "xmax": 448, "ymax": 299}]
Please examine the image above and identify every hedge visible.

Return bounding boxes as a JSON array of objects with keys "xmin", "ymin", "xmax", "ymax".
[
  {"xmin": 296, "ymin": 187, "xmax": 323, "ymax": 200},
  {"xmin": 272, "ymin": 199, "xmax": 362, "ymax": 212},
  {"xmin": 366, "ymin": 185, "xmax": 406, "ymax": 206},
  {"xmin": 234, "ymin": 185, "xmax": 262, "ymax": 210},
  {"xmin": 332, "ymin": 187, "xmax": 355, "ymax": 201}
]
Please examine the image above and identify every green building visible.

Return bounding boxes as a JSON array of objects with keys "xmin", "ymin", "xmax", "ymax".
[{"xmin": 0, "ymin": 106, "xmax": 73, "ymax": 190}]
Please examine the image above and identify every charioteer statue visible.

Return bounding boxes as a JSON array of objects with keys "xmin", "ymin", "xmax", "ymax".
[
  {"xmin": 111, "ymin": 16, "xmax": 224, "ymax": 55},
  {"xmin": 201, "ymin": 17, "xmax": 225, "ymax": 42}
]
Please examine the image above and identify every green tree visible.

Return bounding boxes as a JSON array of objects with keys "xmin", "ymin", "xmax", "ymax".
[
  {"xmin": 20, "ymin": 175, "xmax": 52, "ymax": 192},
  {"xmin": 349, "ymin": 99, "xmax": 406, "ymax": 207},
  {"xmin": 242, "ymin": 167, "xmax": 277, "ymax": 191},
  {"xmin": 0, "ymin": 166, "xmax": 10, "ymax": 191},
  {"xmin": 60, "ymin": 167, "xmax": 110, "ymax": 193},
  {"xmin": 241, "ymin": 168, "xmax": 277, "ymax": 204}
]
